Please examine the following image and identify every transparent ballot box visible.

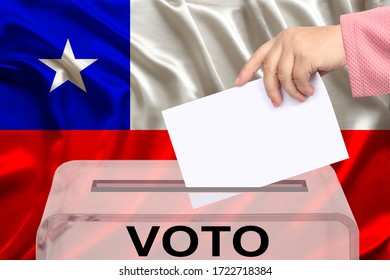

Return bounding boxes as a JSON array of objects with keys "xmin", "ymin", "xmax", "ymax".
[{"xmin": 36, "ymin": 160, "xmax": 358, "ymax": 259}]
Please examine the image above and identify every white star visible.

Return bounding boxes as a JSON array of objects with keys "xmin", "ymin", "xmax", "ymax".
[{"xmin": 39, "ymin": 39, "xmax": 97, "ymax": 92}]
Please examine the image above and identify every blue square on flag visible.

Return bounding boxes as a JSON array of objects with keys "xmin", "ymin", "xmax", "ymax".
[{"xmin": 0, "ymin": 0, "xmax": 130, "ymax": 129}]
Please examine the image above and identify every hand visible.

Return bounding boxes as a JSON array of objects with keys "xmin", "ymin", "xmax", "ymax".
[{"xmin": 235, "ymin": 25, "xmax": 347, "ymax": 107}]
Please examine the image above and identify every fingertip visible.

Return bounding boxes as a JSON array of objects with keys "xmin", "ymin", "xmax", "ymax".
[
  {"xmin": 309, "ymin": 85, "xmax": 315, "ymax": 96},
  {"xmin": 235, "ymin": 77, "xmax": 242, "ymax": 86},
  {"xmin": 303, "ymin": 85, "xmax": 314, "ymax": 96},
  {"xmin": 287, "ymin": 89, "xmax": 307, "ymax": 102},
  {"xmin": 270, "ymin": 92, "xmax": 283, "ymax": 108},
  {"xmin": 295, "ymin": 93, "xmax": 307, "ymax": 102},
  {"xmin": 235, "ymin": 73, "xmax": 252, "ymax": 87},
  {"xmin": 294, "ymin": 78, "xmax": 314, "ymax": 97},
  {"xmin": 299, "ymin": 96, "xmax": 307, "ymax": 102},
  {"xmin": 271, "ymin": 100, "xmax": 280, "ymax": 108}
]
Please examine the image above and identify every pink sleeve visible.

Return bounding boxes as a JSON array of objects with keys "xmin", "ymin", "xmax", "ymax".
[{"xmin": 340, "ymin": 7, "xmax": 390, "ymax": 98}]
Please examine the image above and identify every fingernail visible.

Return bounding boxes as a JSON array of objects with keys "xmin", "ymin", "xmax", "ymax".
[
  {"xmin": 235, "ymin": 77, "xmax": 240, "ymax": 86},
  {"xmin": 272, "ymin": 100, "xmax": 279, "ymax": 107}
]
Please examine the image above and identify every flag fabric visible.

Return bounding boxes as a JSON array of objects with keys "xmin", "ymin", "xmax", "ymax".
[
  {"xmin": 0, "ymin": 0, "xmax": 135, "ymax": 259},
  {"xmin": 0, "ymin": 0, "xmax": 389, "ymax": 260},
  {"xmin": 0, "ymin": 0, "xmax": 130, "ymax": 129}
]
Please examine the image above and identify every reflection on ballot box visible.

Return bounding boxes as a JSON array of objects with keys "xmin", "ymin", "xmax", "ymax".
[{"xmin": 36, "ymin": 161, "xmax": 358, "ymax": 259}]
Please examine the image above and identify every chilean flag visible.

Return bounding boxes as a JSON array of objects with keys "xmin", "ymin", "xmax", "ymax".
[
  {"xmin": 0, "ymin": 0, "xmax": 388, "ymax": 260},
  {"xmin": 0, "ymin": 0, "xmax": 175, "ymax": 259}
]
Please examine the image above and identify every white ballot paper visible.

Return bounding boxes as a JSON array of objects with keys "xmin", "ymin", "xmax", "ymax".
[{"xmin": 162, "ymin": 74, "xmax": 348, "ymax": 207}]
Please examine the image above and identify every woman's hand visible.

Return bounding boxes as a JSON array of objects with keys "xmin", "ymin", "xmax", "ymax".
[{"xmin": 235, "ymin": 25, "xmax": 347, "ymax": 107}]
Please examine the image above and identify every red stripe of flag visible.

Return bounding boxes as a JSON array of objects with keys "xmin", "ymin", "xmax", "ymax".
[{"xmin": 0, "ymin": 130, "xmax": 388, "ymax": 259}]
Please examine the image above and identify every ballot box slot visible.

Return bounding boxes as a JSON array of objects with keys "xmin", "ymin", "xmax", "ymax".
[{"xmin": 91, "ymin": 179, "xmax": 307, "ymax": 192}]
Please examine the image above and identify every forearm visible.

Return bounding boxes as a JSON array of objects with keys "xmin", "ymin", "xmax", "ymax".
[{"xmin": 340, "ymin": 7, "xmax": 390, "ymax": 97}]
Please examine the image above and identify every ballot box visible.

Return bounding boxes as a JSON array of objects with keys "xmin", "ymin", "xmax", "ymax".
[{"xmin": 36, "ymin": 160, "xmax": 359, "ymax": 259}]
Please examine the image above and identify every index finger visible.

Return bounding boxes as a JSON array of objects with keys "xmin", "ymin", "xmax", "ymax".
[{"xmin": 235, "ymin": 39, "xmax": 274, "ymax": 86}]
